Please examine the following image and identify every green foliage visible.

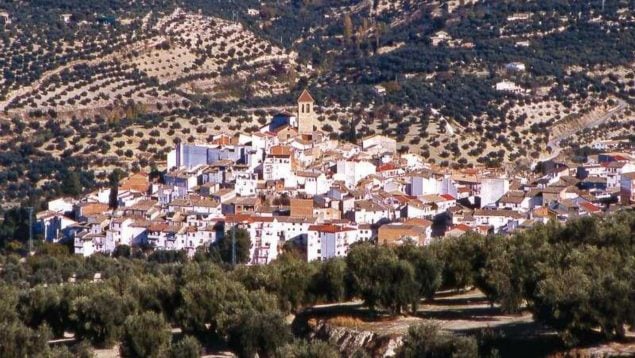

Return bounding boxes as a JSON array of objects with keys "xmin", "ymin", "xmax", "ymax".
[
  {"xmin": 0, "ymin": 211, "xmax": 632, "ymax": 355},
  {"xmin": 120, "ymin": 312, "xmax": 171, "ymax": 358},
  {"xmin": 37, "ymin": 242, "xmax": 71, "ymax": 257},
  {"xmin": 112, "ymin": 244, "xmax": 131, "ymax": 258},
  {"xmin": 399, "ymin": 323, "xmax": 478, "ymax": 358},
  {"xmin": 108, "ymin": 169, "xmax": 123, "ymax": 209},
  {"xmin": 230, "ymin": 253, "xmax": 317, "ymax": 311},
  {"xmin": 168, "ymin": 335, "xmax": 202, "ymax": 358},
  {"xmin": 215, "ymin": 227, "xmax": 251, "ymax": 264},
  {"xmin": 176, "ymin": 273, "xmax": 278, "ymax": 340},
  {"xmin": 432, "ymin": 233, "xmax": 486, "ymax": 290},
  {"xmin": 395, "ymin": 244, "xmax": 442, "ymax": 300},
  {"xmin": 61, "ymin": 170, "xmax": 83, "ymax": 197},
  {"xmin": 18, "ymin": 285, "xmax": 69, "ymax": 337},
  {"xmin": 310, "ymin": 258, "xmax": 347, "ymax": 303},
  {"xmin": 228, "ymin": 310, "xmax": 291, "ymax": 358},
  {"xmin": 69, "ymin": 286, "xmax": 134, "ymax": 348},
  {"xmin": 0, "ymin": 208, "xmax": 33, "ymax": 248},
  {"xmin": 0, "ymin": 321, "xmax": 51, "ymax": 358},
  {"xmin": 148, "ymin": 249, "xmax": 187, "ymax": 264},
  {"xmin": 533, "ymin": 246, "xmax": 634, "ymax": 344},
  {"xmin": 475, "ymin": 212, "xmax": 635, "ymax": 344},
  {"xmin": 273, "ymin": 253, "xmax": 316, "ymax": 310},
  {"xmin": 276, "ymin": 339, "xmax": 340, "ymax": 358},
  {"xmin": 346, "ymin": 243, "xmax": 420, "ymax": 314},
  {"xmin": 127, "ymin": 273, "xmax": 178, "ymax": 320}
]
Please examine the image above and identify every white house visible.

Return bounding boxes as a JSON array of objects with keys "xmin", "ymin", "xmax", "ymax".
[
  {"xmin": 147, "ymin": 222, "xmax": 182, "ymax": 251},
  {"xmin": 505, "ymin": 62, "xmax": 526, "ymax": 72},
  {"xmin": 104, "ymin": 217, "xmax": 147, "ymax": 252},
  {"xmin": 353, "ymin": 200, "xmax": 393, "ymax": 225},
  {"xmin": 362, "ymin": 135, "xmax": 397, "ymax": 154},
  {"xmin": 335, "ymin": 160, "xmax": 376, "ymax": 188},
  {"xmin": 251, "ymin": 132, "xmax": 278, "ymax": 153},
  {"xmin": 36, "ymin": 211, "xmax": 77, "ymax": 242},
  {"xmin": 497, "ymin": 193, "xmax": 532, "ymax": 213},
  {"xmin": 74, "ymin": 232, "xmax": 105, "ymax": 257},
  {"xmin": 164, "ymin": 167, "xmax": 201, "ymax": 195},
  {"xmin": 495, "ymin": 81, "xmax": 526, "ymax": 94},
  {"xmin": 407, "ymin": 199, "xmax": 436, "ymax": 219},
  {"xmin": 480, "ymin": 178, "xmax": 510, "ymax": 208},
  {"xmin": 263, "ymin": 146, "xmax": 293, "ymax": 181},
  {"xmin": 168, "ymin": 196, "xmax": 222, "ymax": 216},
  {"xmin": 296, "ymin": 170, "xmax": 330, "ymax": 196},
  {"xmin": 473, "ymin": 209, "xmax": 525, "ymax": 233},
  {"xmin": 235, "ymin": 173, "xmax": 258, "ymax": 196},
  {"xmin": 48, "ymin": 197, "xmax": 75, "ymax": 214},
  {"xmin": 306, "ymin": 224, "xmax": 360, "ymax": 261},
  {"xmin": 420, "ymin": 194, "xmax": 456, "ymax": 215},
  {"xmin": 410, "ymin": 172, "xmax": 454, "ymax": 196},
  {"xmin": 620, "ymin": 172, "xmax": 635, "ymax": 204}
]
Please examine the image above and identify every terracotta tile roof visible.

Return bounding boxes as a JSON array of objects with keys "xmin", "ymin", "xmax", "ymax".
[
  {"xmin": 270, "ymin": 145, "xmax": 291, "ymax": 157},
  {"xmin": 297, "ymin": 89, "xmax": 314, "ymax": 103},
  {"xmin": 308, "ymin": 224, "xmax": 355, "ymax": 233},
  {"xmin": 580, "ymin": 201, "xmax": 601, "ymax": 213},
  {"xmin": 377, "ymin": 163, "xmax": 398, "ymax": 172},
  {"xmin": 128, "ymin": 199, "xmax": 158, "ymax": 211},
  {"xmin": 120, "ymin": 172, "xmax": 150, "ymax": 193},
  {"xmin": 451, "ymin": 224, "xmax": 472, "ymax": 232},
  {"xmin": 78, "ymin": 203, "xmax": 110, "ymax": 216},
  {"xmin": 148, "ymin": 221, "xmax": 178, "ymax": 233},
  {"xmin": 499, "ymin": 195, "xmax": 525, "ymax": 204},
  {"xmin": 532, "ymin": 207, "xmax": 552, "ymax": 218},
  {"xmin": 225, "ymin": 214, "xmax": 274, "ymax": 223},
  {"xmin": 211, "ymin": 135, "xmax": 233, "ymax": 146},
  {"xmin": 474, "ymin": 209, "xmax": 525, "ymax": 219},
  {"xmin": 404, "ymin": 218, "xmax": 433, "ymax": 228}
]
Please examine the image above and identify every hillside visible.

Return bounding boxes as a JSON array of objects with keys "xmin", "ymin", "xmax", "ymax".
[{"xmin": 0, "ymin": 0, "xmax": 634, "ymax": 205}]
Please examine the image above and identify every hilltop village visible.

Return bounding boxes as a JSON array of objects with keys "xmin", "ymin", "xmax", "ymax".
[{"xmin": 36, "ymin": 91, "xmax": 635, "ymax": 263}]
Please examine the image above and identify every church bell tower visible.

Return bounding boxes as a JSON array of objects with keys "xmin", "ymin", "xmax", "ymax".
[{"xmin": 297, "ymin": 89, "xmax": 315, "ymax": 135}]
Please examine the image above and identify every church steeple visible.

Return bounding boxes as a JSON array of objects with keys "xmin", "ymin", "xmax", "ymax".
[{"xmin": 297, "ymin": 89, "xmax": 315, "ymax": 134}]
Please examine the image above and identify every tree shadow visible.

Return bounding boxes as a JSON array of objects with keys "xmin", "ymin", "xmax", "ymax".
[
  {"xmin": 427, "ymin": 295, "xmax": 490, "ymax": 306},
  {"xmin": 415, "ymin": 306, "xmax": 503, "ymax": 322}
]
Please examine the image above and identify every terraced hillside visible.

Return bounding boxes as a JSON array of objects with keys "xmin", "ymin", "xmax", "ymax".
[
  {"xmin": 0, "ymin": 8, "xmax": 295, "ymax": 117},
  {"xmin": 0, "ymin": 0, "xmax": 634, "ymax": 206}
]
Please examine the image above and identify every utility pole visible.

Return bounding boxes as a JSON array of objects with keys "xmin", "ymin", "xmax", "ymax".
[
  {"xmin": 231, "ymin": 224, "xmax": 236, "ymax": 266},
  {"xmin": 27, "ymin": 207, "xmax": 33, "ymax": 255}
]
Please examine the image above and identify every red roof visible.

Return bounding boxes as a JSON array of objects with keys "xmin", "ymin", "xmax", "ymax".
[
  {"xmin": 440, "ymin": 194, "xmax": 455, "ymax": 201},
  {"xmin": 225, "ymin": 214, "xmax": 274, "ymax": 224},
  {"xmin": 308, "ymin": 224, "xmax": 354, "ymax": 233},
  {"xmin": 270, "ymin": 145, "xmax": 291, "ymax": 157},
  {"xmin": 404, "ymin": 218, "xmax": 433, "ymax": 228},
  {"xmin": 451, "ymin": 224, "xmax": 472, "ymax": 232},
  {"xmin": 377, "ymin": 163, "xmax": 398, "ymax": 172},
  {"xmin": 580, "ymin": 201, "xmax": 601, "ymax": 213},
  {"xmin": 297, "ymin": 89, "xmax": 315, "ymax": 103}
]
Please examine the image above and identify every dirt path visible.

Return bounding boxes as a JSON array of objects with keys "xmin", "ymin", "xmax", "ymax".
[{"xmin": 537, "ymin": 98, "xmax": 627, "ymax": 163}]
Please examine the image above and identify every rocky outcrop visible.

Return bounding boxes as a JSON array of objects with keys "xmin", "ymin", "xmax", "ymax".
[{"xmin": 306, "ymin": 319, "xmax": 403, "ymax": 357}]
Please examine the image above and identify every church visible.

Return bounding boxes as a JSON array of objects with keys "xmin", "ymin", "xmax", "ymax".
[
  {"xmin": 261, "ymin": 89, "xmax": 316, "ymax": 137},
  {"xmin": 296, "ymin": 89, "xmax": 315, "ymax": 134}
]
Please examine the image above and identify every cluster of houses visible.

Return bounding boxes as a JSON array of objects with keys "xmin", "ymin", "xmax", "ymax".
[{"xmin": 35, "ymin": 90, "xmax": 635, "ymax": 264}]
